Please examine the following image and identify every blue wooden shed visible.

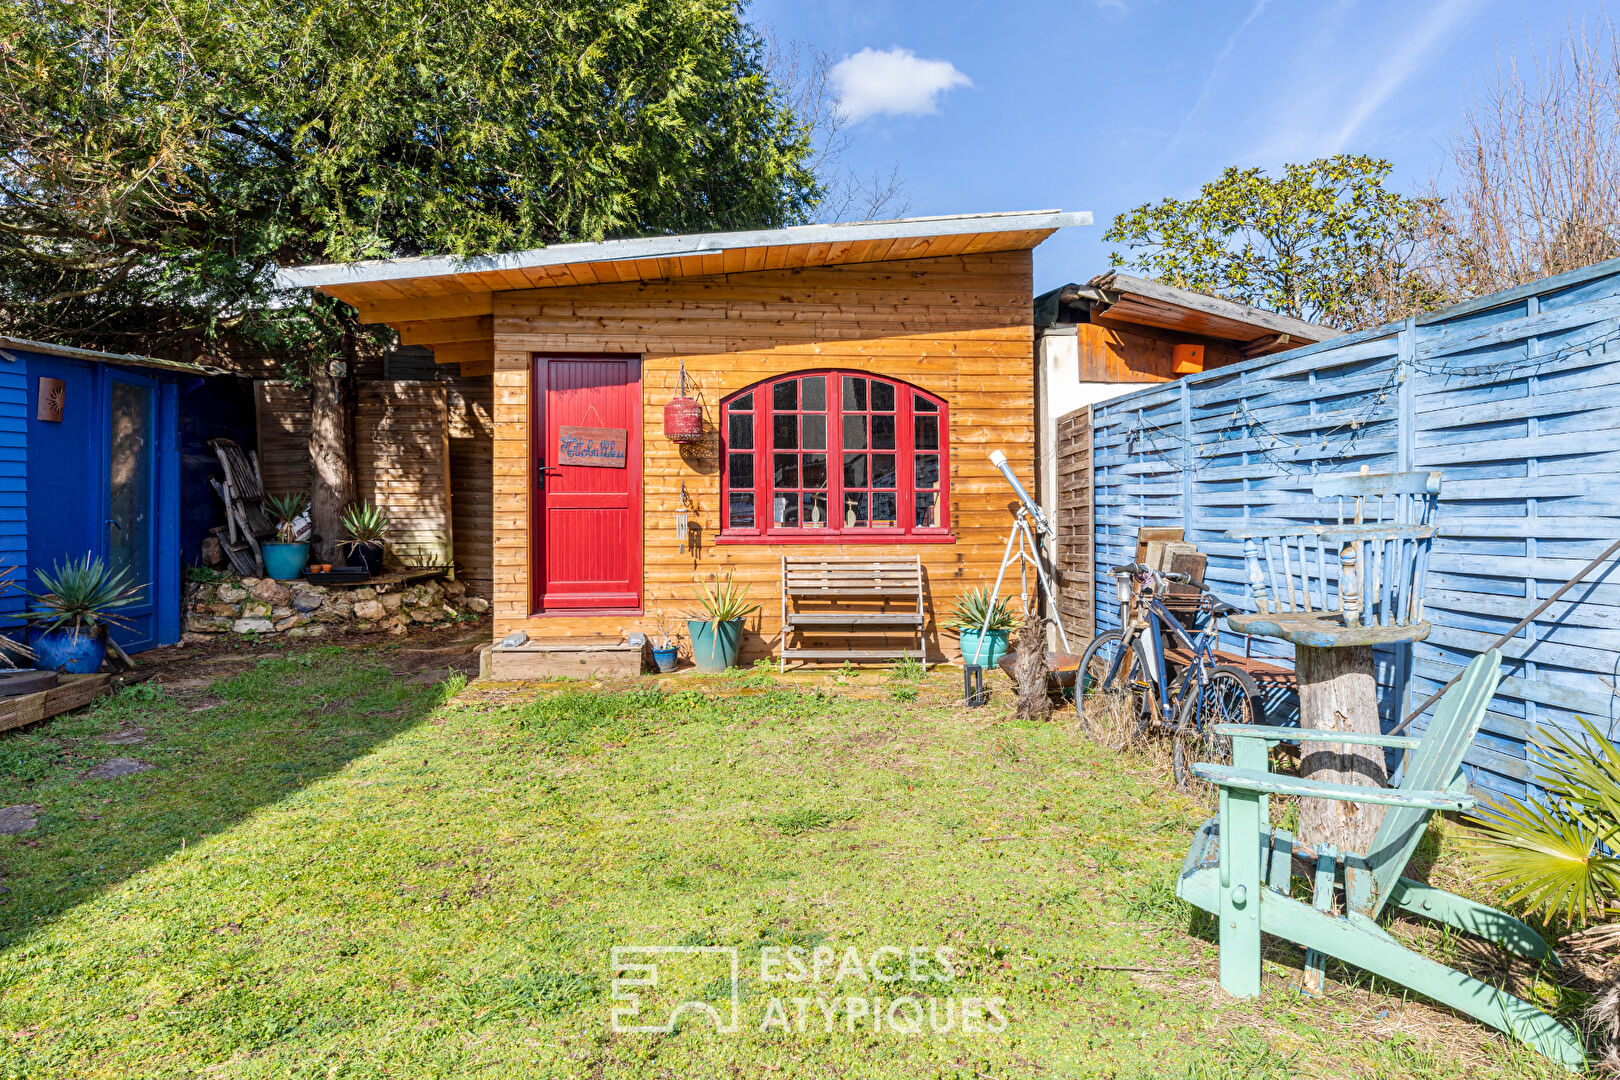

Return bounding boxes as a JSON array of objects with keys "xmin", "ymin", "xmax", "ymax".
[{"xmin": 0, "ymin": 336, "xmax": 246, "ymax": 654}]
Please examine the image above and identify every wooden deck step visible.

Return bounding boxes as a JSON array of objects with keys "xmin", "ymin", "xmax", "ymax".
[
  {"xmin": 786, "ymin": 613, "xmax": 923, "ymax": 625},
  {"xmin": 780, "ymin": 648, "xmax": 925, "ymax": 660}
]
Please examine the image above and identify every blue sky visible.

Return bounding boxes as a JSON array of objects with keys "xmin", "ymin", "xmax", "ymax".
[{"xmin": 747, "ymin": 0, "xmax": 1608, "ymax": 293}]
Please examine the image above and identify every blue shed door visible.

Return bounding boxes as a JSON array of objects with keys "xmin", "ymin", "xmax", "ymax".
[{"xmin": 106, "ymin": 372, "xmax": 158, "ymax": 649}]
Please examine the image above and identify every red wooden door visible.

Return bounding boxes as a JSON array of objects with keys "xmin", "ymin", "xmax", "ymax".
[{"xmin": 532, "ymin": 355, "xmax": 642, "ymax": 611}]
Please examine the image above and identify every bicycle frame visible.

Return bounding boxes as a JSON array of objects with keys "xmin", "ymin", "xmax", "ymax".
[{"xmin": 1100, "ymin": 568, "xmax": 1226, "ymax": 728}]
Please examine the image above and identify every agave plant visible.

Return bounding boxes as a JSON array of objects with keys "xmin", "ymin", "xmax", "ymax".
[
  {"xmin": 23, "ymin": 554, "xmax": 143, "ymax": 639},
  {"xmin": 685, "ymin": 571, "xmax": 760, "ymax": 632},
  {"xmin": 338, "ymin": 501, "xmax": 390, "ymax": 552},
  {"xmin": 1467, "ymin": 716, "xmax": 1620, "ymax": 925},
  {"xmin": 0, "ymin": 567, "xmax": 35, "ymax": 666},
  {"xmin": 265, "ymin": 492, "xmax": 309, "ymax": 543},
  {"xmin": 946, "ymin": 587, "xmax": 1020, "ymax": 633}
]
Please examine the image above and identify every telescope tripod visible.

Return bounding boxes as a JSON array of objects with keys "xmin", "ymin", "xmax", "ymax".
[{"xmin": 969, "ymin": 505, "xmax": 1070, "ymax": 666}]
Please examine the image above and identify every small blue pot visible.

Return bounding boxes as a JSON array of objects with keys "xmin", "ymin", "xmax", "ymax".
[
  {"xmin": 262, "ymin": 541, "xmax": 310, "ymax": 581},
  {"xmin": 33, "ymin": 627, "xmax": 108, "ymax": 674},
  {"xmin": 651, "ymin": 646, "xmax": 679, "ymax": 673}
]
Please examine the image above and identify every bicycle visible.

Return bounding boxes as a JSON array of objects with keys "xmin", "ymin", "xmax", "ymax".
[{"xmin": 1075, "ymin": 562, "xmax": 1263, "ymax": 791}]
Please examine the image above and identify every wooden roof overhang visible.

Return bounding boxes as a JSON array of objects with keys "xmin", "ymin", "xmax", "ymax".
[
  {"xmin": 1083, "ymin": 272, "xmax": 1339, "ymax": 357},
  {"xmin": 276, "ymin": 210, "xmax": 1090, "ymax": 377}
]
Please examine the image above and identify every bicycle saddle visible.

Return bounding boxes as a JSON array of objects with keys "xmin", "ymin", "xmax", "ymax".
[{"xmin": 1204, "ymin": 598, "xmax": 1241, "ymax": 616}]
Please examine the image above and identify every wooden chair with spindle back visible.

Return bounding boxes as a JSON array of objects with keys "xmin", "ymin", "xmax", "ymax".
[{"xmin": 1225, "ymin": 468, "xmax": 1442, "ymax": 648}]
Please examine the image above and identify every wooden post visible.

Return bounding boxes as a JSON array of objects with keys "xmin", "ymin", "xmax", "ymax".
[
  {"xmin": 1294, "ymin": 644, "xmax": 1388, "ymax": 853},
  {"xmin": 309, "ymin": 366, "xmax": 354, "ymax": 564}
]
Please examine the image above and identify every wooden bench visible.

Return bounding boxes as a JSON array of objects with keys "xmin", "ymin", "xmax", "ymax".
[{"xmin": 779, "ymin": 556, "xmax": 926, "ymax": 671}]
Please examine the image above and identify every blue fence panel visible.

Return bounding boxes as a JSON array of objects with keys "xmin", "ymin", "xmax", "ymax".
[{"xmin": 1088, "ymin": 258, "xmax": 1620, "ymax": 801}]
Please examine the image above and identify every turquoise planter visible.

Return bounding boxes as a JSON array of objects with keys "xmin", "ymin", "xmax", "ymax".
[
  {"xmin": 957, "ymin": 627, "xmax": 1010, "ymax": 669},
  {"xmin": 262, "ymin": 541, "xmax": 310, "ymax": 580},
  {"xmin": 687, "ymin": 618, "xmax": 744, "ymax": 672},
  {"xmin": 32, "ymin": 627, "xmax": 108, "ymax": 674}
]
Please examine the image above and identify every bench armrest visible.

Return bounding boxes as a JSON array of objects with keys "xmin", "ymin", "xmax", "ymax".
[
  {"xmin": 1213, "ymin": 724, "xmax": 1421, "ymax": 750},
  {"xmin": 1192, "ymin": 764, "xmax": 1474, "ymax": 811}
]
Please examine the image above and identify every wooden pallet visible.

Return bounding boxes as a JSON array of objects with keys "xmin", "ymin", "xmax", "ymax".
[
  {"xmin": 0, "ymin": 673, "xmax": 115, "ymax": 734},
  {"xmin": 1163, "ymin": 643, "xmax": 1298, "ymax": 690}
]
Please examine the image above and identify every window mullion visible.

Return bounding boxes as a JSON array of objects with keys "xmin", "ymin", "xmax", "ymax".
[
  {"xmin": 756, "ymin": 383, "xmax": 770, "ymax": 529},
  {"xmin": 898, "ymin": 388, "xmax": 914, "ymax": 536},
  {"xmin": 829, "ymin": 377, "xmax": 844, "ymax": 536}
]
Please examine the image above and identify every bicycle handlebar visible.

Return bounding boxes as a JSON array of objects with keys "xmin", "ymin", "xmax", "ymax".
[{"xmin": 1110, "ymin": 562, "xmax": 1190, "ymax": 585}]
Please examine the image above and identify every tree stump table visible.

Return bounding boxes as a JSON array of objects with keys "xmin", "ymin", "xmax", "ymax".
[
  {"xmin": 1225, "ymin": 607, "xmax": 1429, "ymax": 855},
  {"xmin": 1293, "ymin": 642, "xmax": 1388, "ymax": 853}
]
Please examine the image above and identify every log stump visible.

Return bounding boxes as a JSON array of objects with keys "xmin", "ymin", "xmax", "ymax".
[{"xmin": 1295, "ymin": 644, "xmax": 1388, "ymax": 854}]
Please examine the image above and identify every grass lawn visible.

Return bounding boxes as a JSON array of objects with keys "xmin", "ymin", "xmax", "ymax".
[{"xmin": 0, "ymin": 643, "xmax": 1583, "ymax": 1079}]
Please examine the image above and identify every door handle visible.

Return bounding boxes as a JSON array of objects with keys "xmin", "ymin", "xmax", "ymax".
[{"xmin": 106, "ymin": 518, "xmax": 123, "ymax": 532}]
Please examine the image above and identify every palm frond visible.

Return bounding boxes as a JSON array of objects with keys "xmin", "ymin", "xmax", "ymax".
[{"xmin": 1468, "ymin": 795, "xmax": 1620, "ymax": 923}]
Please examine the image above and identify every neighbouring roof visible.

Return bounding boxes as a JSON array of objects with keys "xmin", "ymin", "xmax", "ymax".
[
  {"xmin": 0, "ymin": 334, "xmax": 227, "ymax": 375},
  {"xmin": 276, "ymin": 210, "xmax": 1091, "ymax": 320},
  {"xmin": 1035, "ymin": 272, "xmax": 1339, "ymax": 357}
]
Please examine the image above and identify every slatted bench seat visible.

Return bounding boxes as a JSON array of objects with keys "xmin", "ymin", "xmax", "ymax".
[{"xmin": 779, "ymin": 556, "xmax": 926, "ymax": 671}]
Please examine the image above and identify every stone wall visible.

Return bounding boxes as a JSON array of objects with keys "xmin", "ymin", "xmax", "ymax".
[{"xmin": 182, "ymin": 574, "xmax": 489, "ymax": 645}]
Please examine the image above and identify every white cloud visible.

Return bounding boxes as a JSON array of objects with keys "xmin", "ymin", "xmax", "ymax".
[
  {"xmin": 1158, "ymin": 0, "xmax": 1273, "ymax": 163},
  {"xmin": 1324, "ymin": 0, "xmax": 1480, "ymax": 152},
  {"xmin": 830, "ymin": 47, "xmax": 972, "ymax": 123}
]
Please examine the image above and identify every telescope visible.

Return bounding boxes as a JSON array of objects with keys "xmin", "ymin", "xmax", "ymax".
[{"xmin": 988, "ymin": 449, "xmax": 1051, "ymax": 536}]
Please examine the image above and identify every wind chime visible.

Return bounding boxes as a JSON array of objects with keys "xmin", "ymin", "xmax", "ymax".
[{"xmin": 675, "ymin": 484, "xmax": 694, "ymax": 554}]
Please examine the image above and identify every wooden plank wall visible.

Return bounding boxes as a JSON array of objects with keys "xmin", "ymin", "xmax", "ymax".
[
  {"xmin": 484, "ymin": 250, "xmax": 1037, "ymax": 663},
  {"xmin": 1052, "ymin": 406, "xmax": 1094, "ymax": 642},
  {"xmin": 253, "ymin": 381, "xmax": 313, "ymax": 498},
  {"xmin": 1079, "ymin": 320, "xmax": 1246, "ymax": 382},
  {"xmin": 355, "ymin": 383, "xmax": 452, "ymax": 567},
  {"xmin": 446, "ymin": 374, "xmax": 494, "ymax": 595},
  {"xmin": 1090, "ymin": 260, "xmax": 1620, "ymax": 805},
  {"xmin": 253, "ymin": 379, "xmax": 490, "ymax": 589},
  {"xmin": 0, "ymin": 354, "xmax": 26, "ymax": 627}
]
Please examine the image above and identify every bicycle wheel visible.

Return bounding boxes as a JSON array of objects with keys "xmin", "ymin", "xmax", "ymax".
[
  {"xmin": 1075, "ymin": 631, "xmax": 1152, "ymax": 749},
  {"xmin": 1171, "ymin": 666, "xmax": 1258, "ymax": 796}
]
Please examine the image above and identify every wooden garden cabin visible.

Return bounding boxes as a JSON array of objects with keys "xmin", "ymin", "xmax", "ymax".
[{"xmin": 278, "ymin": 210, "xmax": 1089, "ymax": 672}]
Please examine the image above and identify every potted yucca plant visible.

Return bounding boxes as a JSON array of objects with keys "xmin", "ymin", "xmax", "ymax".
[
  {"xmin": 684, "ymin": 572, "xmax": 760, "ymax": 672},
  {"xmin": 339, "ymin": 502, "xmax": 390, "ymax": 576},
  {"xmin": 261, "ymin": 492, "xmax": 311, "ymax": 580},
  {"xmin": 24, "ymin": 554, "xmax": 143, "ymax": 673},
  {"xmin": 948, "ymin": 587, "xmax": 1020, "ymax": 668}
]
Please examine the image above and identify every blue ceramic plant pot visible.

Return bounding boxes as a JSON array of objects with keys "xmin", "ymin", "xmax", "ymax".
[
  {"xmin": 651, "ymin": 646, "xmax": 679, "ymax": 673},
  {"xmin": 262, "ymin": 541, "xmax": 310, "ymax": 581},
  {"xmin": 32, "ymin": 627, "xmax": 108, "ymax": 674},
  {"xmin": 687, "ymin": 618, "xmax": 743, "ymax": 672},
  {"xmin": 957, "ymin": 628, "xmax": 1010, "ymax": 669}
]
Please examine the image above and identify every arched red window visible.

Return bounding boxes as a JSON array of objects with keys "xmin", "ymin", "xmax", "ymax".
[{"xmin": 718, "ymin": 371, "xmax": 950, "ymax": 543}]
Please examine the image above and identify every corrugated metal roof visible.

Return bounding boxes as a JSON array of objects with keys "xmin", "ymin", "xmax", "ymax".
[
  {"xmin": 0, "ymin": 335, "xmax": 227, "ymax": 375},
  {"xmin": 277, "ymin": 210, "xmax": 1091, "ymax": 292}
]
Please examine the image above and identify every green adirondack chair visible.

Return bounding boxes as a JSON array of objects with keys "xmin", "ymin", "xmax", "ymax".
[{"xmin": 1176, "ymin": 649, "xmax": 1585, "ymax": 1070}]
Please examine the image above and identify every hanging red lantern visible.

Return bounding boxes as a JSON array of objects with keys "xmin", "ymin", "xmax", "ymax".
[{"xmin": 664, "ymin": 396, "xmax": 703, "ymax": 443}]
